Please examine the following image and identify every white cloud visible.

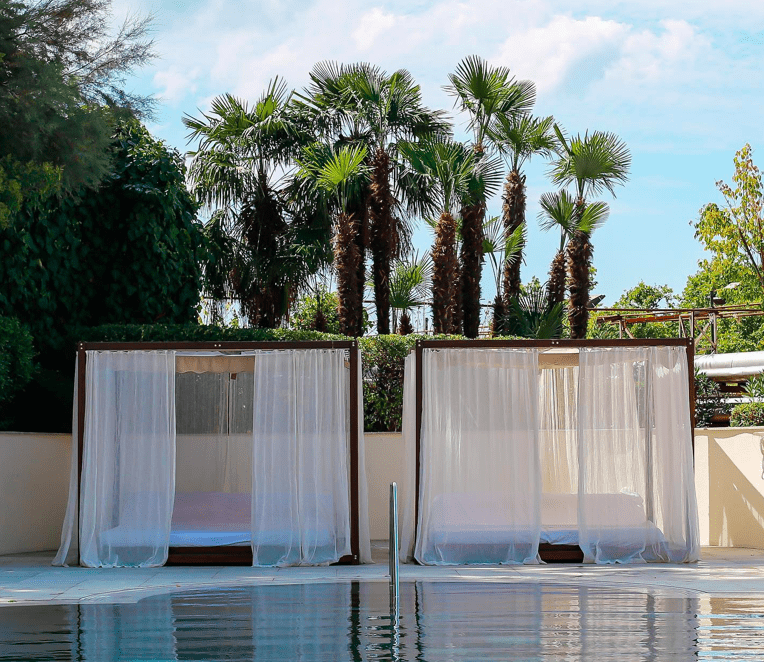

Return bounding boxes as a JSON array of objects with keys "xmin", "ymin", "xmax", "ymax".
[
  {"xmin": 153, "ymin": 67, "xmax": 199, "ymax": 104},
  {"xmin": 353, "ymin": 8, "xmax": 397, "ymax": 51},
  {"xmin": 492, "ymin": 15, "xmax": 628, "ymax": 94}
]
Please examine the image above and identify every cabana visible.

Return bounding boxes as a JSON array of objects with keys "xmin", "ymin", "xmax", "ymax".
[
  {"xmin": 399, "ymin": 339, "xmax": 699, "ymax": 565},
  {"xmin": 54, "ymin": 341, "xmax": 370, "ymax": 568}
]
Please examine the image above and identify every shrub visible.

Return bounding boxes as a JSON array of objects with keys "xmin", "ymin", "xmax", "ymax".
[
  {"xmin": 730, "ymin": 402, "xmax": 764, "ymax": 427},
  {"xmin": 694, "ymin": 369, "xmax": 730, "ymax": 427},
  {"xmin": 0, "ymin": 316, "xmax": 35, "ymax": 418}
]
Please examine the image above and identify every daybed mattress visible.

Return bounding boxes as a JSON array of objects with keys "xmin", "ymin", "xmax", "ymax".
[
  {"xmin": 422, "ymin": 492, "xmax": 668, "ymax": 553},
  {"xmin": 100, "ymin": 492, "xmax": 335, "ymax": 548}
]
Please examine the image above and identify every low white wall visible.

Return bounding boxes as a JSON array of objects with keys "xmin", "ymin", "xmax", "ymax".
[
  {"xmin": 364, "ymin": 432, "xmax": 407, "ymax": 540},
  {"xmin": 5, "ymin": 428, "xmax": 764, "ymax": 554},
  {"xmin": 695, "ymin": 427, "xmax": 764, "ymax": 549},
  {"xmin": 0, "ymin": 433, "xmax": 72, "ymax": 555}
]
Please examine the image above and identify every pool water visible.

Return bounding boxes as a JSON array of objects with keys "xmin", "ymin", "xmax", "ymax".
[{"xmin": 1, "ymin": 581, "xmax": 763, "ymax": 660}]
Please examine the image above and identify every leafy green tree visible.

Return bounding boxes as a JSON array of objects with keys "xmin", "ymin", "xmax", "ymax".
[
  {"xmin": 694, "ymin": 145, "xmax": 764, "ymax": 295},
  {"xmin": 0, "ymin": 121, "xmax": 205, "ymax": 353},
  {"xmin": 290, "ymin": 287, "xmax": 342, "ymax": 334},
  {"xmin": 0, "ymin": 0, "xmax": 155, "ymax": 218},
  {"xmin": 590, "ymin": 281, "xmax": 677, "ymax": 339}
]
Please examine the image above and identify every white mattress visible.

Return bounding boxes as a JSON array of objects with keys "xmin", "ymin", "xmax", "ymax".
[
  {"xmin": 425, "ymin": 492, "xmax": 668, "ymax": 548},
  {"xmin": 100, "ymin": 492, "xmax": 336, "ymax": 548}
]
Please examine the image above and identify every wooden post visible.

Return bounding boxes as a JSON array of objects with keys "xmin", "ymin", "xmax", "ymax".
[
  {"xmin": 349, "ymin": 342, "xmax": 360, "ymax": 564},
  {"xmin": 414, "ymin": 341, "xmax": 423, "ymax": 536},
  {"xmin": 76, "ymin": 346, "xmax": 86, "ymax": 565}
]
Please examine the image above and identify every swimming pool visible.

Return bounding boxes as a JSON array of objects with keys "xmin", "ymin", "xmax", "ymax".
[{"xmin": 1, "ymin": 581, "xmax": 763, "ymax": 660}]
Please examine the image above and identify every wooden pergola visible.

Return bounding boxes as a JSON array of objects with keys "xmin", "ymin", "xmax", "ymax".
[{"xmin": 595, "ymin": 304, "xmax": 764, "ymax": 353}]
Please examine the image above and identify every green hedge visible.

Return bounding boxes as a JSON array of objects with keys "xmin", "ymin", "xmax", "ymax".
[
  {"xmin": 730, "ymin": 402, "xmax": 764, "ymax": 427},
  {"xmin": 0, "ymin": 316, "xmax": 35, "ymax": 415}
]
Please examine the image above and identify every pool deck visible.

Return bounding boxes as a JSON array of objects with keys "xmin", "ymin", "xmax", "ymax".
[{"xmin": 2, "ymin": 545, "xmax": 764, "ymax": 605}]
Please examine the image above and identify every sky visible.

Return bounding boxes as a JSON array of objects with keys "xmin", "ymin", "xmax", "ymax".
[{"xmin": 111, "ymin": 0, "xmax": 764, "ymax": 307}]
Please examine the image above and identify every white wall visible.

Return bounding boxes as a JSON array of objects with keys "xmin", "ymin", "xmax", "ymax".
[
  {"xmin": 364, "ymin": 432, "xmax": 407, "ymax": 540},
  {"xmin": 0, "ymin": 433, "xmax": 72, "ymax": 555},
  {"xmin": 695, "ymin": 427, "xmax": 764, "ymax": 549},
  {"xmin": 5, "ymin": 428, "xmax": 764, "ymax": 555}
]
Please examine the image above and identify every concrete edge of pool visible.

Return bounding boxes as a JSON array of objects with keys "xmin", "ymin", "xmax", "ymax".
[{"xmin": 2, "ymin": 546, "xmax": 764, "ymax": 606}]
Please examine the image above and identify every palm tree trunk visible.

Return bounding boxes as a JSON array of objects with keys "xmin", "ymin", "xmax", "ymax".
[
  {"xmin": 334, "ymin": 211, "xmax": 362, "ymax": 336},
  {"xmin": 460, "ymin": 200, "xmax": 485, "ymax": 338},
  {"xmin": 398, "ymin": 310, "xmax": 414, "ymax": 335},
  {"xmin": 546, "ymin": 249, "xmax": 566, "ymax": 308},
  {"xmin": 501, "ymin": 170, "xmax": 526, "ymax": 307},
  {"xmin": 567, "ymin": 197, "xmax": 593, "ymax": 339},
  {"xmin": 431, "ymin": 211, "xmax": 459, "ymax": 334},
  {"xmin": 491, "ymin": 293, "xmax": 505, "ymax": 337},
  {"xmin": 348, "ymin": 196, "xmax": 368, "ymax": 336},
  {"xmin": 369, "ymin": 146, "xmax": 393, "ymax": 334}
]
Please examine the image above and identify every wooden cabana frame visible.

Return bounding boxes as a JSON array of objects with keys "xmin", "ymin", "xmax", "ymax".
[
  {"xmin": 412, "ymin": 338, "xmax": 695, "ymax": 563},
  {"xmin": 75, "ymin": 340, "xmax": 362, "ymax": 566}
]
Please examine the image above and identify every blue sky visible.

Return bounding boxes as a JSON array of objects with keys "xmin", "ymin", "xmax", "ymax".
[{"xmin": 113, "ymin": 0, "xmax": 764, "ymax": 306}]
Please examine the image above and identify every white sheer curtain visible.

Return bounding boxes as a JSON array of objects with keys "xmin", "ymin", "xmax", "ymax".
[
  {"xmin": 77, "ymin": 351, "xmax": 176, "ymax": 567},
  {"xmin": 577, "ymin": 347, "xmax": 698, "ymax": 563},
  {"xmin": 52, "ymin": 357, "xmax": 80, "ymax": 566},
  {"xmin": 251, "ymin": 349, "xmax": 352, "ymax": 566},
  {"xmin": 415, "ymin": 348, "xmax": 541, "ymax": 565},
  {"xmin": 399, "ymin": 352, "xmax": 417, "ymax": 562}
]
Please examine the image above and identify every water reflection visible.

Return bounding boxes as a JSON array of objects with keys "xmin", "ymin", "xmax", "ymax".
[{"xmin": 1, "ymin": 582, "xmax": 763, "ymax": 661}]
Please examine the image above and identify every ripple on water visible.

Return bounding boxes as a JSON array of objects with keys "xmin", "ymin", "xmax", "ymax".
[{"xmin": 1, "ymin": 582, "xmax": 764, "ymax": 661}]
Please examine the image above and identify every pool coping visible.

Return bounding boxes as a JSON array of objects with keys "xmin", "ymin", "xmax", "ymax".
[{"xmin": 2, "ymin": 546, "xmax": 764, "ymax": 606}]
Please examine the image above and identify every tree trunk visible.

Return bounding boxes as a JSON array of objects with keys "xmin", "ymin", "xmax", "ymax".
[
  {"xmin": 334, "ymin": 211, "xmax": 362, "ymax": 337},
  {"xmin": 491, "ymin": 293, "xmax": 505, "ymax": 337},
  {"xmin": 369, "ymin": 146, "xmax": 393, "ymax": 335},
  {"xmin": 546, "ymin": 249, "xmax": 566, "ymax": 308},
  {"xmin": 348, "ymin": 196, "xmax": 368, "ymax": 337},
  {"xmin": 431, "ymin": 211, "xmax": 459, "ymax": 334},
  {"xmin": 459, "ymin": 200, "xmax": 486, "ymax": 338},
  {"xmin": 397, "ymin": 310, "xmax": 414, "ymax": 335},
  {"xmin": 501, "ymin": 170, "xmax": 526, "ymax": 308},
  {"xmin": 567, "ymin": 219, "xmax": 593, "ymax": 340}
]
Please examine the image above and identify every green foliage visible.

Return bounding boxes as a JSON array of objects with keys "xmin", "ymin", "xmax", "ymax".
[
  {"xmin": 360, "ymin": 333, "xmax": 524, "ymax": 432},
  {"xmin": 694, "ymin": 145, "xmax": 764, "ymax": 293},
  {"xmin": 730, "ymin": 402, "xmax": 764, "ymax": 428},
  {"xmin": 0, "ymin": 121, "xmax": 205, "ymax": 355},
  {"xmin": 0, "ymin": 316, "xmax": 34, "ymax": 416},
  {"xmin": 591, "ymin": 281, "xmax": 678, "ymax": 339},
  {"xmin": 290, "ymin": 289, "xmax": 342, "ymax": 334},
  {"xmin": 694, "ymin": 370, "xmax": 731, "ymax": 428},
  {"xmin": 744, "ymin": 374, "xmax": 764, "ymax": 401},
  {"xmin": 75, "ymin": 324, "xmax": 347, "ymax": 345}
]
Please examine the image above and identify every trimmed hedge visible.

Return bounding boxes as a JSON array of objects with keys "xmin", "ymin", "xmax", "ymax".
[
  {"xmin": 0, "ymin": 316, "xmax": 35, "ymax": 412},
  {"xmin": 730, "ymin": 402, "xmax": 764, "ymax": 427}
]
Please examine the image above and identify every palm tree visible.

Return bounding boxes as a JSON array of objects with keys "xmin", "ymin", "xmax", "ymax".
[
  {"xmin": 488, "ymin": 114, "xmax": 556, "ymax": 305},
  {"xmin": 550, "ymin": 126, "xmax": 631, "ymax": 339},
  {"xmin": 296, "ymin": 62, "xmax": 449, "ymax": 335},
  {"xmin": 297, "ymin": 144, "xmax": 369, "ymax": 336},
  {"xmin": 184, "ymin": 80, "xmax": 317, "ymax": 328},
  {"xmin": 398, "ymin": 138, "xmax": 476, "ymax": 334},
  {"xmin": 538, "ymin": 190, "xmax": 610, "ymax": 311},
  {"xmin": 503, "ymin": 280, "xmax": 565, "ymax": 339},
  {"xmin": 483, "ymin": 216, "xmax": 526, "ymax": 335},
  {"xmin": 445, "ymin": 56, "xmax": 536, "ymax": 337},
  {"xmin": 388, "ymin": 251, "xmax": 432, "ymax": 334}
]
